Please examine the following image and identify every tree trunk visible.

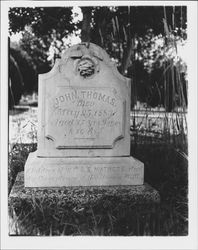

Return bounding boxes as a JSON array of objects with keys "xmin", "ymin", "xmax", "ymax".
[
  {"xmin": 120, "ymin": 38, "xmax": 135, "ymax": 75},
  {"xmin": 81, "ymin": 7, "xmax": 92, "ymax": 43}
]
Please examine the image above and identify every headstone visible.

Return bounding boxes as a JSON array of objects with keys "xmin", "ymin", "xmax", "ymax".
[{"xmin": 24, "ymin": 42, "xmax": 144, "ymax": 187}]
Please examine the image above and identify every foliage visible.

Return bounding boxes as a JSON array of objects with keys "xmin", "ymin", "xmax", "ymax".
[
  {"xmin": 19, "ymin": 30, "xmax": 52, "ymax": 74},
  {"xmin": 8, "ymin": 104, "xmax": 188, "ymax": 236},
  {"xmin": 90, "ymin": 6, "xmax": 186, "ymax": 64},
  {"xmin": 9, "ymin": 6, "xmax": 187, "ymax": 69},
  {"xmin": 132, "ymin": 26, "xmax": 187, "ymax": 111},
  {"xmin": 10, "ymin": 42, "xmax": 37, "ymax": 92},
  {"xmin": 9, "ymin": 7, "xmax": 77, "ymax": 100},
  {"xmin": 9, "ymin": 7, "xmax": 77, "ymax": 73},
  {"xmin": 9, "ymin": 41, "xmax": 38, "ymax": 107},
  {"xmin": 8, "ymin": 143, "xmax": 36, "ymax": 194},
  {"xmin": 9, "ymin": 54, "xmax": 23, "ymax": 107},
  {"xmin": 9, "ymin": 7, "xmax": 75, "ymax": 37},
  {"xmin": 9, "ymin": 6, "xmax": 187, "ymax": 110},
  {"xmin": 90, "ymin": 6, "xmax": 187, "ymax": 111}
]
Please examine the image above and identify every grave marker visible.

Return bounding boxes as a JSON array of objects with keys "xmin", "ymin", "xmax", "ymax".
[{"xmin": 24, "ymin": 42, "xmax": 144, "ymax": 187}]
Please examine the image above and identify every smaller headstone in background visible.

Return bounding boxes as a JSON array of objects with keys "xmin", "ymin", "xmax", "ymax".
[{"xmin": 136, "ymin": 101, "xmax": 141, "ymax": 110}]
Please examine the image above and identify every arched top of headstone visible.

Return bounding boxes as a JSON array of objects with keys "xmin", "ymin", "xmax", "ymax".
[
  {"xmin": 62, "ymin": 42, "xmax": 104, "ymax": 62},
  {"xmin": 60, "ymin": 42, "xmax": 127, "ymax": 81},
  {"xmin": 40, "ymin": 42, "xmax": 128, "ymax": 83}
]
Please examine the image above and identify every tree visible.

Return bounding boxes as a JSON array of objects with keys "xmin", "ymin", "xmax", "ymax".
[
  {"xmin": 9, "ymin": 53, "xmax": 23, "ymax": 108},
  {"xmin": 89, "ymin": 6, "xmax": 187, "ymax": 110},
  {"xmin": 9, "ymin": 7, "xmax": 74, "ymax": 37},
  {"xmin": 9, "ymin": 6, "xmax": 187, "ymax": 110},
  {"xmin": 10, "ymin": 42, "xmax": 37, "ymax": 92},
  {"xmin": 8, "ymin": 41, "xmax": 38, "ymax": 107},
  {"xmin": 90, "ymin": 6, "xmax": 186, "ymax": 71},
  {"xmin": 81, "ymin": 7, "xmax": 92, "ymax": 43},
  {"xmin": 9, "ymin": 6, "xmax": 187, "ymax": 74},
  {"xmin": 19, "ymin": 30, "xmax": 52, "ymax": 74},
  {"xmin": 9, "ymin": 7, "xmax": 76, "ymax": 73}
]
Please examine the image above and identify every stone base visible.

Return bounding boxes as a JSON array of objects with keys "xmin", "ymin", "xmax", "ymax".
[
  {"xmin": 10, "ymin": 171, "xmax": 160, "ymax": 203},
  {"xmin": 24, "ymin": 152, "xmax": 144, "ymax": 187},
  {"xmin": 9, "ymin": 172, "xmax": 160, "ymax": 236}
]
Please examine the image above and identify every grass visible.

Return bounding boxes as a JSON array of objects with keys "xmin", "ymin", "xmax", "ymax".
[
  {"xmin": 8, "ymin": 98, "xmax": 188, "ymax": 236},
  {"xmin": 8, "ymin": 135, "xmax": 188, "ymax": 236},
  {"xmin": 8, "ymin": 143, "xmax": 37, "ymax": 195}
]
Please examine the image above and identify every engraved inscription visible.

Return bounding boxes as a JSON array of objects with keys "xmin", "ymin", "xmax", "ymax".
[
  {"xmin": 45, "ymin": 87, "xmax": 125, "ymax": 148},
  {"xmin": 26, "ymin": 160, "xmax": 143, "ymax": 186}
]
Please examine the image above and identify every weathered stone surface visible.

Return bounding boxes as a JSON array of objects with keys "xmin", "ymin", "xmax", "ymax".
[
  {"xmin": 11, "ymin": 172, "xmax": 160, "ymax": 204},
  {"xmin": 25, "ymin": 152, "xmax": 144, "ymax": 187},
  {"xmin": 24, "ymin": 43, "xmax": 145, "ymax": 187},
  {"xmin": 46, "ymin": 87, "xmax": 125, "ymax": 149},
  {"xmin": 9, "ymin": 172, "xmax": 160, "ymax": 235},
  {"xmin": 37, "ymin": 43, "xmax": 131, "ymax": 157}
]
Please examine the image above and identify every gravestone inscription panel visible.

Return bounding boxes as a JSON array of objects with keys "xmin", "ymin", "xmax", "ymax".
[
  {"xmin": 24, "ymin": 43, "xmax": 144, "ymax": 187},
  {"xmin": 46, "ymin": 87, "xmax": 125, "ymax": 149}
]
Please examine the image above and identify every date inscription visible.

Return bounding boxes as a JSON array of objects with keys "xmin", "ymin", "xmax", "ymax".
[{"xmin": 45, "ymin": 87, "xmax": 125, "ymax": 148}]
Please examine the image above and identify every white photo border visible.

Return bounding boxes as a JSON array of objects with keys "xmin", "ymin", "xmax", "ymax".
[{"xmin": 1, "ymin": 1, "xmax": 197, "ymax": 249}]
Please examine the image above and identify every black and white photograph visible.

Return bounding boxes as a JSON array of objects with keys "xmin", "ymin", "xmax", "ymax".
[{"xmin": 0, "ymin": 1, "xmax": 197, "ymax": 249}]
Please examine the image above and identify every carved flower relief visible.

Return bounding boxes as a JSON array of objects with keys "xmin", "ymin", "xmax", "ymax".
[
  {"xmin": 77, "ymin": 58, "xmax": 95, "ymax": 77},
  {"xmin": 74, "ymin": 55, "xmax": 100, "ymax": 79}
]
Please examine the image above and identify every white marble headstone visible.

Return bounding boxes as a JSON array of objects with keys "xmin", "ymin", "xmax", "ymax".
[{"xmin": 24, "ymin": 43, "xmax": 144, "ymax": 187}]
